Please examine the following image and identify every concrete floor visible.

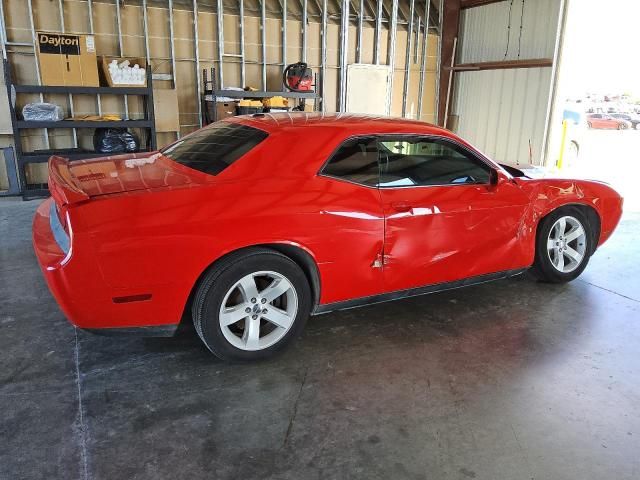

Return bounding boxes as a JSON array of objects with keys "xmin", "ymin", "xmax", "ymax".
[{"xmin": 1, "ymin": 198, "xmax": 639, "ymax": 480}]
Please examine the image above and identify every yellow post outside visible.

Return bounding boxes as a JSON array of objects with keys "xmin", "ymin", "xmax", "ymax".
[{"xmin": 557, "ymin": 119, "xmax": 568, "ymax": 170}]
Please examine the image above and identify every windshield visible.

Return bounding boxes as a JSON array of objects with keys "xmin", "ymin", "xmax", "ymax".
[{"xmin": 161, "ymin": 122, "xmax": 268, "ymax": 176}]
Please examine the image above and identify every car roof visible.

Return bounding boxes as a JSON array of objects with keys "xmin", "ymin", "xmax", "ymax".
[{"xmin": 227, "ymin": 112, "xmax": 452, "ymax": 136}]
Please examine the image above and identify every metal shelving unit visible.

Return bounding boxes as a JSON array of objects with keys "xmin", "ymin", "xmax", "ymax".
[
  {"xmin": 211, "ymin": 90, "xmax": 318, "ymax": 99},
  {"xmin": 202, "ymin": 67, "xmax": 319, "ymax": 124},
  {"xmin": 16, "ymin": 120, "xmax": 154, "ymax": 129},
  {"xmin": 3, "ymin": 58, "xmax": 157, "ymax": 198},
  {"xmin": 13, "ymin": 85, "xmax": 150, "ymax": 96}
]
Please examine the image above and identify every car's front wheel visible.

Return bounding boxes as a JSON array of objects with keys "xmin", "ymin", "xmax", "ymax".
[
  {"xmin": 192, "ymin": 248, "xmax": 311, "ymax": 361},
  {"xmin": 530, "ymin": 206, "xmax": 593, "ymax": 283}
]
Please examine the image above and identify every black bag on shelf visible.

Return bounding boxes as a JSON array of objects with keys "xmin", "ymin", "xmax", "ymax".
[{"xmin": 93, "ymin": 128, "xmax": 140, "ymax": 154}]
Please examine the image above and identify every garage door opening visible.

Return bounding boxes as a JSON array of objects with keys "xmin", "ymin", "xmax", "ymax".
[{"xmin": 547, "ymin": 0, "xmax": 640, "ymax": 211}]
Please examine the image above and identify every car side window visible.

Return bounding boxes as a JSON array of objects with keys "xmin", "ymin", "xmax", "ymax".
[
  {"xmin": 377, "ymin": 137, "xmax": 491, "ymax": 187},
  {"xmin": 321, "ymin": 137, "xmax": 379, "ymax": 187}
]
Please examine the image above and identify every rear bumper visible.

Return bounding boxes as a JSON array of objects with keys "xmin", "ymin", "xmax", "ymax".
[
  {"xmin": 82, "ymin": 325, "xmax": 178, "ymax": 337},
  {"xmin": 32, "ymin": 198, "xmax": 181, "ymax": 334}
]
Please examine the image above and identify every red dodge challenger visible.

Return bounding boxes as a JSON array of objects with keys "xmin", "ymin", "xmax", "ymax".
[{"xmin": 33, "ymin": 114, "xmax": 623, "ymax": 361}]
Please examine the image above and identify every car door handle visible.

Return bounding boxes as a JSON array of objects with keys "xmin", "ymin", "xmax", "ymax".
[{"xmin": 391, "ymin": 202, "xmax": 413, "ymax": 213}]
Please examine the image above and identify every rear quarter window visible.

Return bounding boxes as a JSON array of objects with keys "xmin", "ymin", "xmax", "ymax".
[{"xmin": 161, "ymin": 122, "xmax": 268, "ymax": 176}]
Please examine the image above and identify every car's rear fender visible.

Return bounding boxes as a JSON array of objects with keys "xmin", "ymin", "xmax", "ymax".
[{"xmin": 182, "ymin": 242, "xmax": 323, "ymax": 323}]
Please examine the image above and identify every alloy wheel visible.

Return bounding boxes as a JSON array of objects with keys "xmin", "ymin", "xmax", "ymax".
[
  {"xmin": 546, "ymin": 216, "xmax": 587, "ymax": 273},
  {"xmin": 219, "ymin": 271, "xmax": 298, "ymax": 351}
]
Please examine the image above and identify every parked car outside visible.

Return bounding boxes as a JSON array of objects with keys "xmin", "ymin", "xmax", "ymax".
[
  {"xmin": 33, "ymin": 114, "xmax": 624, "ymax": 361},
  {"xmin": 610, "ymin": 113, "xmax": 640, "ymax": 130},
  {"xmin": 586, "ymin": 113, "xmax": 632, "ymax": 129}
]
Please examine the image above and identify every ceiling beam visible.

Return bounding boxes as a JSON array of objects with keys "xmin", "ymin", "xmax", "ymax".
[{"xmin": 451, "ymin": 58, "xmax": 553, "ymax": 71}]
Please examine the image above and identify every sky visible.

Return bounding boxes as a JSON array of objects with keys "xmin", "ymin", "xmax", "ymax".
[{"xmin": 559, "ymin": 0, "xmax": 639, "ymax": 96}]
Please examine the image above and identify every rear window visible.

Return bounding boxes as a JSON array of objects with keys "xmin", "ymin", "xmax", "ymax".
[{"xmin": 161, "ymin": 122, "xmax": 268, "ymax": 176}]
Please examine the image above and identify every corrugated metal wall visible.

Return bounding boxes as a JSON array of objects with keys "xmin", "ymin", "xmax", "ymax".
[{"xmin": 451, "ymin": 0, "xmax": 561, "ymax": 165}]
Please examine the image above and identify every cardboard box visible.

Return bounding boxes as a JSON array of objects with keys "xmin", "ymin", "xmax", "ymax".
[
  {"xmin": 263, "ymin": 96, "xmax": 289, "ymax": 108},
  {"xmin": 153, "ymin": 89, "xmax": 180, "ymax": 132},
  {"xmin": 216, "ymin": 102, "xmax": 237, "ymax": 120},
  {"xmin": 36, "ymin": 31, "xmax": 99, "ymax": 87},
  {"xmin": 100, "ymin": 56, "xmax": 147, "ymax": 88},
  {"xmin": 238, "ymin": 100, "xmax": 263, "ymax": 107}
]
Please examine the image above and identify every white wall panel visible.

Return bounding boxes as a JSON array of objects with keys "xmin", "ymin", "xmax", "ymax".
[
  {"xmin": 458, "ymin": 0, "xmax": 560, "ymax": 63},
  {"xmin": 451, "ymin": 0, "xmax": 561, "ymax": 165},
  {"xmin": 453, "ymin": 67, "xmax": 551, "ymax": 165}
]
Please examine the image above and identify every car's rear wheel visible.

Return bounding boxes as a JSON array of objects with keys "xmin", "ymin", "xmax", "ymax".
[
  {"xmin": 530, "ymin": 206, "xmax": 593, "ymax": 283},
  {"xmin": 618, "ymin": 122, "xmax": 628, "ymax": 130},
  {"xmin": 192, "ymin": 248, "xmax": 311, "ymax": 361},
  {"xmin": 587, "ymin": 121, "xmax": 593, "ymax": 129}
]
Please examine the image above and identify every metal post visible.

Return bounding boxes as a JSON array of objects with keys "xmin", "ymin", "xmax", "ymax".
[
  {"xmin": 435, "ymin": 0, "xmax": 444, "ymax": 123},
  {"xmin": 282, "ymin": 0, "xmax": 287, "ymax": 91},
  {"xmin": 58, "ymin": 0, "xmax": 64, "ymax": 25},
  {"xmin": 193, "ymin": 0, "xmax": 202, "ymax": 128},
  {"xmin": 239, "ymin": 0, "xmax": 246, "ymax": 86},
  {"xmin": 168, "ymin": 0, "xmax": 179, "ymax": 137},
  {"xmin": 26, "ymin": 0, "xmax": 49, "ymax": 150},
  {"xmin": 417, "ymin": 0, "xmax": 431, "ymax": 120},
  {"xmin": 168, "ymin": 0, "xmax": 177, "ymax": 90},
  {"xmin": 321, "ymin": 0, "xmax": 327, "ymax": 112},
  {"xmin": 217, "ymin": 0, "xmax": 224, "ymax": 87},
  {"xmin": 542, "ymin": 0, "xmax": 567, "ymax": 167},
  {"xmin": 141, "ymin": 1, "xmax": 156, "ymax": 145},
  {"xmin": 57, "ymin": 0, "xmax": 78, "ymax": 148},
  {"xmin": 443, "ymin": 36, "xmax": 457, "ymax": 128},
  {"xmin": 401, "ymin": 0, "xmax": 415, "ymax": 117},
  {"xmin": 142, "ymin": 0, "xmax": 151, "ymax": 65},
  {"xmin": 302, "ymin": 0, "xmax": 308, "ymax": 63},
  {"xmin": 115, "ymin": 0, "xmax": 129, "ymax": 119},
  {"xmin": 261, "ymin": 0, "xmax": 267, "ymax": 89},
  {"xmin": 87, "ymin": 0, "xmax": 102, "ymax": 116},
  {"xmin": 0, "ymin": 0, "xmax": 7, "ymax": 59},
  {"xmin": 339, "ymin": 0, "xmax": 349, "ymax": 112},
  {"xmin": 0, "ymin": 147, "xmax": 20, "ymax": 196},
  {"xmin": 356, "ymin": 0, "xmax": 364, "ymax": 63},
  {"xmin": 387, "ymin": 0, "xmax": 399, "ymax": 108},
  {"xmin": 414, "ymin": 16, "xmax": 420, "ymax": 64},
  {"xmin": 416, "ymin": 13, "xmax": 421, "ymax": 62},
  {"xmin": 374, "ymin": 0, "xmax": 382, "ymax": 64}
]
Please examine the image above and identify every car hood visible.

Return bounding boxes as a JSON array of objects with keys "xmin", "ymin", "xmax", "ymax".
[{"xmin": 64, "ymin": 151, "xmax": 214, "ymax": 198}]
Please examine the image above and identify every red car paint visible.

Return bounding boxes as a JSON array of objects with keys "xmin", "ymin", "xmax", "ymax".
[{"xmin": 32, "ymin": 114, "xmax": 624, "ymax": 331}]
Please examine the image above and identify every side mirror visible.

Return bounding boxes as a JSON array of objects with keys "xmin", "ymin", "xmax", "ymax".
[
  {"xmin": 489, "ymin": 169, "xmax": 499, "ymax": 186},
  {"xmin": 487, "ymin": 169, "xmax": 506, "ymax": 191}
]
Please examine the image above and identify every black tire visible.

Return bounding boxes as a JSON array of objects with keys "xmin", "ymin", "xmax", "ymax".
[
  {"xmin": 587, "ymin": 122, "xmax": 593, "ymax": 129},
  {"xmin": 192, "ymin": 248, "xmax": 311, "ymax": 361},
  {"xmin": 529, "ymin": 206, "xmax": 593, "ymax": 283}
]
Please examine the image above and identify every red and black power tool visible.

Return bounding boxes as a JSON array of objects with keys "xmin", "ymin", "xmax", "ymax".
[{"xmin": 283, "ymin": 62, "xmax": 313, "ymax": 92}]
